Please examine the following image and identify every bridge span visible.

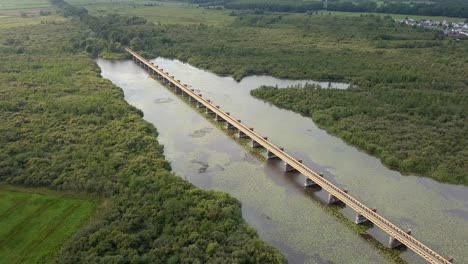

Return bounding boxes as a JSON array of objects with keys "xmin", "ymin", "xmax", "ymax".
[{"xmin": 126, "ymin": 48, "xmax": 453, "ymax": 264}]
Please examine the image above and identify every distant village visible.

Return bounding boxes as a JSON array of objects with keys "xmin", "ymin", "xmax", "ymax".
[{"xmin": 395, "ymin": 18, "xmax": 468, "ymax": 38}]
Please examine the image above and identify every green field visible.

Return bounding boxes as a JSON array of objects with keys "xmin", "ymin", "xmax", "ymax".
[
  {"xmin": 0, "ymin": 186, "xmax": 97, "ymax": 264},
  {"xmin": 0, "ymin": 1, "xmax": 64, "ymax": 29},
  {"xmin": 68, "ymin": 1, "xmax": 234, "ymax": 26},
  {"xmin": 0, "ymin": 0, "xmax": 50, "ymax": 10},
  {"xmin": 327, "ymin": 10, "xmax": 464, "ymax": 23}
]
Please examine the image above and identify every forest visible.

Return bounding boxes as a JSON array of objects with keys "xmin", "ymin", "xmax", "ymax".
[
  {"xmin": 0, "ymin": 5, "xmax": 284, "ymax": 262},
  {"xmin": 251, "ymin": 84, "xmax": 467, "ymax": 185},
  {"xmin": 59, "ymin": 0, "xmax": 467, "ymax": 185},
  {"xmin": 190, "ymin": 0, "xmax": 468, "ymax": 18}
]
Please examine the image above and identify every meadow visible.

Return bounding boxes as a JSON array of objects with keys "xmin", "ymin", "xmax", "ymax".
[
  {"xmin": 0, "ymin": 0, "xmax": 50, "ymax": 10},
  {"xmin": 68, "ymin": 0, "xmax": 235, "ymax": 26},
  {"xmin": 0, "ymin": 0, "xmax": 65, "ymax": 29},
  {"xmin": 0, "ymin": 185, "xmax": 97, "ymax": 264}
]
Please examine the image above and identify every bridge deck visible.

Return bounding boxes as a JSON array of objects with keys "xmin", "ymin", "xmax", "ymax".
[{"xmin": 126, "ymin": 48, "xmax": 452, "ymax": 264}]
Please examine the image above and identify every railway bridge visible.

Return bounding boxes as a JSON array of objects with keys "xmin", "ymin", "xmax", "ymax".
[{"xmin": 126, "ymin": 48, "xmax": 453, "ymax": 264}]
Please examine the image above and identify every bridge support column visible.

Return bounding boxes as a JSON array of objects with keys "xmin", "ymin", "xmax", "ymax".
[
  {"xmin": 327, "ymin": 189, "xmax": 348, "ymax": 205},
  {"xmin": 284, "ymin": 160, "xmax": 301, "ymax": 172},
  {"xmin": 251, "ymin": 140, "xmax": 261, "ymax": 148},
  {"xmin": 388, "ymin": 229, "xmax": 411, "ymax": 248},
  {"xmin": 284, "ymin": 163, "xmax": 295, "ymax": 172},
  {"xmin": 215, "ymin": 114, "xmax": 225, "ymax": 122},
  {"xmin": 267, "ymin": 148, "xmax": 282, "ymax": 159},
  {"xmin": 304, "ymin": 172, "xmax": 323, "ymax": 187},
  {"xmin": 238, "ymin": 130, "xmax": 248, "ymax": 138},
  {"xmin": 206, "ymin": 108, "xmax": 215, "ymax": 115},
  {"xmin": 355, "ymin": 208, "xmax": 377, "ymax": 224},
  {"xmin": 197, "ymin": 102, "xmax": 205, "ymax": 108},
  {"xmin": 189, "ymin": 97, "xmax": 197, "ymax": 103},
  {"xmin": 226, "ymin": 122, "xmax": 235, "ymax": 129}
]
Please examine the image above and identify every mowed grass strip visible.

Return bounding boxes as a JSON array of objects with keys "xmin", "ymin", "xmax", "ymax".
[{"xmin": 0, "ymin": 186, "xmax": 97, "ymax": 264}]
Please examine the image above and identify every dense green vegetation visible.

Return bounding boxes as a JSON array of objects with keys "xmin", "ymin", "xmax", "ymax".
[
  {"xmin": 0, "ymin": 8, "xmax": 284, "ymax": 263},
  {"xmin": 251, "ymin": 84, "xmax": 467, "ymax": 185},
  {"xmin": 62, "ymin": 0, "xmax": 467, "ymax": 185},
  {"xmin": 190, "ymin": 0, "xmax": 468, "ymax": 18},
  {"xmin": 0, "ymin": 185, "xmax": 97, "ymax": 264}
]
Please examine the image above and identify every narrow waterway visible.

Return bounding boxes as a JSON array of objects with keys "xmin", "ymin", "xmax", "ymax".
[{"xmin": 97, "ymin": 58, "xmax": 468, "ymax": 264}]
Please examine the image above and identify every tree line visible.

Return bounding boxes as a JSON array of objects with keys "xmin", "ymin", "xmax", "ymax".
[{"xmin": 189, "ymin": 0, "xmax": 468, "ymax": 18}]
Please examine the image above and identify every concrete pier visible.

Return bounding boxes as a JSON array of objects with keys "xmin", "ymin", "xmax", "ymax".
[
  {"xmin": 284, "ymin": 160, "xmax": 301, "ymax": 172},
  {"xmin": 267, "ymin": 150, "xmax": 279, "ymax": 159},
  {"xmin": 389, "ymin": 229, "xmax": 412, "ymax": 248},
  {"xmin": 206, "ymin": 108, "xmax": 215, "ymax": 115},
  {"xmin": 215, "ymin": 114, "xmax": 225, "ymax": 122},
  {"xmin": 251, "ymin": 140, "xmax": 261, "ymax": 148},
  {"xmin": 304, "ymin": 172, "xmax": 323, "ymax": 187},
  {"xmin": 355, "ymin": 208, "xmax": 377, "ymax": 224},
  {"xmin": 238, "ymin": 130, "xmax": 248, "ymax": 138},
  {"xmin": 226, "ymin": 122, "xmax": 235, "ymax": 129},
  {"xmin": 197, "ymin": 102, "xmax": 205, "ymax": 108},
  {"xmin": 327, "ymin": 189, "xmax": 348, "ymax": 205},
  {"xmin": 189, "ymin": 97, "xmax": 197, "ymax": 102}
]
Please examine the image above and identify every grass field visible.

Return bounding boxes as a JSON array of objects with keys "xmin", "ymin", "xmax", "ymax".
[
  {"xmin": 327, "ymin": 10, "xmax": 464, "ymax": 22},
  {"xmin": 0, "ymin": 0, "xmax": 50, "ymax": 10},
  {"xmin": 0, "ymin": 185, "xmax": 97, "ymax": 264},
  {"xmin": 69, "ymin": 1, "xmax": 234, "ymax": 26},
  {"xmin": 0, "ymin": 2, "xmax": 64, "ymax": 29}
]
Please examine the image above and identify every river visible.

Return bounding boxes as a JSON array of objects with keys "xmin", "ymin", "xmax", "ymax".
[{"xmin": 96, "ymin": 58, "xmax": 468, "ymax": 264}]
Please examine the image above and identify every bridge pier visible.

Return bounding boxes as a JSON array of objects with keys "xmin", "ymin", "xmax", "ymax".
[
  {"xmin": 197, "ymin": 102, "xmax": 205, "ymax": 108},
  {"xmin": 215, "ymin": 114, "xmax": 225, "ymax": 122},
  {"xmin": 238, "ymin": 130, "xmax": 248, "ymax": 138},
  {"xmin": 267, "ymin": 147, "xmax": 283, "ymax": 159},
  {"xmin": 226, "ymin": 122, "xmax": 235, "ymax": 129},
  {"xmin": 206, "ymin": 108, "xmax": 215, "ymax": 115},
  {"xmin": 327, "ymin": 189, "xmax": 348, "ymax": 205},
  {"xmin": 304, "ymin": 172, "xmax": 323, "ymax": 187},
  {"xmin": 189, "ymin": 97, "xmax": 197, "ymax": 103},
  {"xmin": 355, "ymin": 208, "xmax": 377, "ymax": 224},
  {"xmin": 284, "ymin": 160, "xmax": 301, "ymax": 172},
  {"xmin": 267, "ymin": 150, "xmax": 278, "ymax": 159},
  {"xmin": 251, "ymin": 140, "xmax": 261, "ymax": 148},
  {"xmin": 388, "ymin": 229, "xmax": 411, "ymax": 248}
]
